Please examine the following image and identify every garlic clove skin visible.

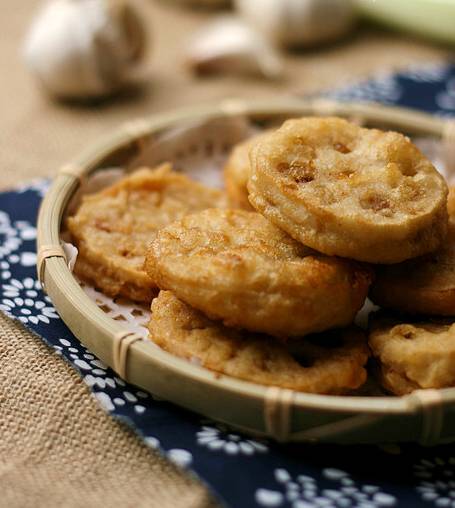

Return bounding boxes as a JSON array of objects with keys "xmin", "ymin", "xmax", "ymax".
[
  {"xmin": 235, "ymin": 0, "xmax": 355, "ymax": 49},
  {"xmin": 23, "ymin": 0, "xmax": 147, "ymax": 99},
  {"xmin": 186, "ymin": 17, "xmax": 283, "ymax": 80}
]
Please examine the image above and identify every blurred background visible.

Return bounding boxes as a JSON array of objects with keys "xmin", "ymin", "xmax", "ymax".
[{"xmin": 1, "ymin": 0, "xmax": 454, "ymax": 188}]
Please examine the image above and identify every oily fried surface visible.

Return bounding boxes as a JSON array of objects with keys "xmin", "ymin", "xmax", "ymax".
[
  {"xmin": 449, "ymin": 187, "xmax": 455, "ymax": 224},
  {"xmin": 370, "ymin": 189, "xmax": 455, "ymax": 316},
  {"xmin": 248, "ymin": 116, "xmax": 448, "ymax": 263},
  {"xmin": 368, "ymin": 313, "xmax": 455, "ymax": 395},
  {"xmin": 370, "ymin": 225, "xmax": 455, "ymax": 315},
  {"xmin": 67, "ymin": 164, "xmax": 226, "ymax": 302},
  {"xmin": 223, "ymin": 131, "xmax": 271, "ymax": 210},
  {"xmin": 149, "ymin": 291, "xmax": 369, "ymax": 394},
  {"xmin": 145, "ymin": 209, "xmax": 372, "ymax": 337}
]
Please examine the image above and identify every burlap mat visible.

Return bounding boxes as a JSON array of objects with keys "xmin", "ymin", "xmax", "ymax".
[
  {"xmin": 0, "ymin": 1, "xmax": 450, "ymax": 507},
  {"xmin": 0, "ymin": 313, "xmax": 216, "ymax": 508}
]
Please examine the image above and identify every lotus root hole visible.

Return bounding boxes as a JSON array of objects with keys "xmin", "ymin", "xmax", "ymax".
[
  {"xmin": 400, "ymin": 163, "xmax": 417, "ymax": 177},
  {"xmin": 334, "ymin": 142, "xmax": 351, "ymax": 154},
  {"xmin": 277, "ymin": 161, "xmax": 315, "ymax": 183},
  {"xmin": 360, "ymin": 193, "xmax": 391, "ymax": 213},
  {"xmin": 394, "ymin": 325, "xmax": 416, "ymax": 340},
  {"xmin": 205, "ymin": 141, "xmax": 214, "ymax": 156}
]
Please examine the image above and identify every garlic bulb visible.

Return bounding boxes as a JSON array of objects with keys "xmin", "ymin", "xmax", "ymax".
[
  {"xmin": 23, "ymin": 0, "xmax": 147, "ymax": 99},
  {"xmin": 186, "ymin": 17, "xmax": 283, "ymax": 79},
  {"xmin": 235, "ymin": 0, "xmax": 355, "ymax": 48}
]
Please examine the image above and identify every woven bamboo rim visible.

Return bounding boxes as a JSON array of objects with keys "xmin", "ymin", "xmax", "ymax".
[{"xmin": 37, "ymin": 98, "xmax": 455, "ymax": 444}]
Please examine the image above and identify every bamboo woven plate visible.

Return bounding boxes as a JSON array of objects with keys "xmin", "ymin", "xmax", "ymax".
[{"xmin": 37, "ymin": 98, "xmax": 455, "ymax": 445}]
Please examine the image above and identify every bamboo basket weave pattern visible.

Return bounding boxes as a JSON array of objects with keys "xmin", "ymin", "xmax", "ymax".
[{"xmin": 37, "ymin": 99, "xmax": 455, "ymax": 445}]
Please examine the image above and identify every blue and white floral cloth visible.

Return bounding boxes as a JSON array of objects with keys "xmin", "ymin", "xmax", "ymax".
[{"xmin": 2, "ymin": 64, "xmax": 455, "ymax": 508}]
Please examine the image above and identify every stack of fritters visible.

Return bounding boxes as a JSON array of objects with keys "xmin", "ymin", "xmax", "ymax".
[{"xmin": 69, "ymin": 116, "xmax": 453, "ymax": 396}]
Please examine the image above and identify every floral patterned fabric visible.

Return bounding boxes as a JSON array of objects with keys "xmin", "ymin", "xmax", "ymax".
[{"xmin": 2, "ymin": 64, "xmax": 455, "ymax": 508}]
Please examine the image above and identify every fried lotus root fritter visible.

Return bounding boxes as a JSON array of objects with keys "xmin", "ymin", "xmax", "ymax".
[
  {"xmin": 370, "ymin": 188, "xmax": 455, "ymax": 316},
  {"xmin": 248, "ymin": 116, "xmax": 448, "ymax": 263},
  {"xmin": 223, "ymin": 131, "xmax": 272, "ymax": 210},
  {"xmin": 145, "ymin": 209, "xmax": 373, "ymax": 337},
  {"xmin": 370, "ymin": 225, "xmax": 455, "ymax": 316},
  {"xmin": 67, "ymin": 164, "xmax": 226, "ymax": 302},
  {"xmin": 369, "ymin": 313, "xmax": 455, "ymax": 395},
  {"xmin": 449, "ymin": 186, "xmax": 455, "ymax": 224},
  {"xmin": 149, "ymin": 291, "xmax": 369, "ymax": 394}
]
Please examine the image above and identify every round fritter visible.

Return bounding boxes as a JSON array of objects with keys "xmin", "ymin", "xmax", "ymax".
[
  {"xmin": 149, "ymin": 291, "xmax": 369, "ymax": 394},
  {"xmin": 370, "ymin": 188, "xmax": 455, "ymax": 316},
  {"xmin": 67, "ymin": 164, "xmax": 226, "ymax": 302},
  {"xmin": 224, "ymin": 131, "xmax": 271, "ymax": 210},
  {"xmin": 145, "ymin": 209, "xmax": 372, "ymax": 337},
  {"xmin": 248, "ymin": 116, "xmax": 448, "ymax": 263},
  {"xmin": 449, "ymin": 186, "xmax": 455, "ymax": 224},
  {"xmin": 369, "ymin": 313, "xmax": 455, "ymax": 395},
  {"xmin": 370, "ymin": 226, "xmax": 455, "ymax": 316}
]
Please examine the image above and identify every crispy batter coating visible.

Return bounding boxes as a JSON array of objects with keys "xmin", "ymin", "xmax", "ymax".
[
  {"xmin": 223, "ymin": 131, "xmax": 271, "ymax": 210},
  {"xmin": 145, "ymin": 209, "xmax": 372, "ymax": 337},
  {"xmin": 369, "ymin": 313, "xmax": 455, "ymax": 395},
  {"xmin": 449, "ymin": 187, "xmax": 455, "ymax": 224},
  {"xmin": 248, "ymin": 116, "xmax": 448, "ymax": 263},
  {"xmin": 370, "ymin": 188, "xmax": 455, "ymax": 316},
  {"xmin": 149, "ymin": 291, "xmax": 369, "ymax": 394},
  {"xmin": 370, "ymin": 226, "xmax": 455, "ymax": 315},
  {"xmin": 67, "ymin": 165, "xmax": 226, "ymax": 302}
]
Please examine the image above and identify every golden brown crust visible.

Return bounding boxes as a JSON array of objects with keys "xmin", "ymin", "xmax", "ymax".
[
  {"xmin": 72, "ymin": 247, "xmax": 156, "ymax": 302},
  {"xmin": 370, "ymin": 189, "xmax": 455, "ymax": 316},
  {"xmin": 449, "ymin": 187, "xmax": 455, "ymax": 225},
  {"xmin": 149, "ymin": 291, "xmax": 369, "ymax": 394},
  {"xmin": 374, "ymin": 364, "xmax": 420, "ymax": 397},
  {"xmin": 67, "ymin": 165, "xmax": 226, "ymax": 302},
  {"xmin": 145, "ymin": 208, "xmax": 372, "ymax": 337},
  {"xmin": 248, "ymin": 116, "xmax": 448, "ymax": 263},
  {"xmin": 368, "ymin": 313, "xmax": 455, "ymax": 395},
  {"xmin": 223, "ymin": 131, "xmax": 271, "ymax": 210}
]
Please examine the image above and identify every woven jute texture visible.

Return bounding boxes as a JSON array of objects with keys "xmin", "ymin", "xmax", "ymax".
[
  {"xmin": 0, "ymin": 313, "xmax": 216, "ymax": 508},
  {"xmin": 0, "ymin": 1, "xmax": 450, "ymax": 507}
]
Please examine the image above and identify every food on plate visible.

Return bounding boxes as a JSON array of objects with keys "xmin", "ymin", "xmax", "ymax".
[
  {"xmin": 67, "ymin": 164, "xmax": 226, "ymax": 302},
  {"xmin": 224, "ymin": 131, "xmax": 272, "ymax": 210},
  {"xmin": 149, "ymin": 291, "xmax": 369, "ymax": 394},
  {"xmin": 247, "ymin": 116, "xmax": 448, "ymax": 263},
  {"xmin": 370, "ymin": 189, "xmax": 455, "ymax": 316},
  {"xmin": 67, "ymin": 114, "xmax": 454, "ymax": 402},
  {"xmin": 370, "ymin": 225, "xmax": 455, "ymax": 316},
  {"xmin": 448, "ymin": 186, "xmax": 455, "ymax": 223},
  {"xmin": 145, "ymin": 208, "xmax": 372, "ymax": 337},
  {"xmin": 369, "ymin": 312, "xmax": 455, "ymax": 395}
]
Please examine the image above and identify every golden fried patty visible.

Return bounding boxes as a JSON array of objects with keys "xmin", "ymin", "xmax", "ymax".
[
  {"xmin": 223, "ymin": 131, "xmax": 271, "ymax": 210},
  {"xmin": 67, "ymin": 164, "xmax": 226, "ymax": 302},
  {"xmin": 149, "ymin": 291, "xmax": 369, "ymax": 394},
  {"xmin": 145, "ymin": 208, "xmax": 372, "ymax": 337},
  {"xmin": 370, "ymin": 188, "xmax": 455, "ymax": 316},
  {"xmin": 369, "ymin": 313, "xmax": 455, "ymax": 395},
  {"xmin": 449, "ymin": 186, "xmax": 455, "ymax": 224},
  {"xmin": 370, "ymin": 226, "xmax": 455, "ymax": 316},
  {"xmin": 248, "ymin": 116, "xmax": 448, "ymax": 263}
]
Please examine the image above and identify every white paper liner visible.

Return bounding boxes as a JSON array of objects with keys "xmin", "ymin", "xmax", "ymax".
[{"xmin": 60, "ymin": 116, "xmax": 455, "ymax": 344}]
